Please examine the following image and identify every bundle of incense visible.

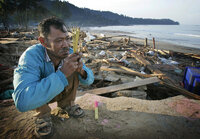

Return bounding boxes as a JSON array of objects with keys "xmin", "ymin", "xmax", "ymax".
[
  {"xmin": 72, "ymin": 27, "xmax": 80, "ymax": 53},
  {"xmin": 94, "ymin": 101, "xmax": 98, "ymax": 120}
]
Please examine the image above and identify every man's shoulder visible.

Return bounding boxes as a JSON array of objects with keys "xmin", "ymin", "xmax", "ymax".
[
  {"xmin": 19, "ymin": 44, "xmax": 45, "ymax": 64},
  {"xmin": 26, "ymin": 43, "xmax": 44, "ymax": 54}
]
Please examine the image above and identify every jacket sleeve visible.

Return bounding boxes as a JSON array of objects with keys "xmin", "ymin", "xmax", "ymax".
[
  {"xmin": 78, "ymin": 63, "xmax": 94, "ymax": 85},
  {"xmin": 12, "ymin": 52, "xmax": 68, "ymax": 112}
]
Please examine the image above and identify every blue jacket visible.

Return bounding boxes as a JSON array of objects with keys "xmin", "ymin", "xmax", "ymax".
[{"xmin": 12, "ymin": 44, "xmax": 94, "ymax": 112}]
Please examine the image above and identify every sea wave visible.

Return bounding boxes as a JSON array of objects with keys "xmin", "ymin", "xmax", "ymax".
[{"xmin": 174, "ymin": 33, "xmax": 200, "ymax": 38}]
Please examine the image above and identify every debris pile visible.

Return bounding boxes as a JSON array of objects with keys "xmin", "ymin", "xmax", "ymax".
[
  {"xmin": 0, "ymin": 29, "xmax": 200, "ymax": 100},
  {"xmin": 0, "ymin": 29, "xmax": 200, "ymax": 139}
]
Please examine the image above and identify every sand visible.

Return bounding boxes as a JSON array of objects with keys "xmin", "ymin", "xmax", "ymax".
[
  {"xmin": 0, "ymin": 29, "xmax": 200, "ymax": 138},
  {"xmin": 1, "ymin": 94, "xmax": 200, "ymax": 139},
  {"xmin": 86, "ymin": 29, "xmax": 200, "ymax": 55}
]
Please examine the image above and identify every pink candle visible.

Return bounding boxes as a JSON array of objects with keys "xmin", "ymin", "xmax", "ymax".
[
  {"xmin": 94, "ymin": 101, "xmax": 98, "ymax": 120},
  {"xmin": 95, "ymin": 101, "xmax": 98, "ymax": 107}
]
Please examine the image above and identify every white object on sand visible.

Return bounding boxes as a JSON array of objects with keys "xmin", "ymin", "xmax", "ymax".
[
  {"xmin": 84, "ymin": 32, "xmax": 95, "ymax": 42},
  {"xmin": 99, "ymin": 50, "xmax": 106, "ymax": 56},
  {"xmin": 158, "ymin": 57, "xmax": 179, "ymax": 65},
  {"xmin": 147, "ymin": 51, "xmax": 154, "ymax": 56},
  {"xmin": 100, "ymin": 33, "xmax": 105, "ymax": 37}
]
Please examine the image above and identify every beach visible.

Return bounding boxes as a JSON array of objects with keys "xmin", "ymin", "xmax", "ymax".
[{"xmin": 85, "ymin": 29, "xmax": 200, "ymax": 55}]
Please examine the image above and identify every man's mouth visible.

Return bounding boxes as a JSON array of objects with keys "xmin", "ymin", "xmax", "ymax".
[
  {"xmin": 59, "ymin": 48, "xmax": 70, "ymax": 57},
  {"xmin": 62, "ymin": 51, "xmax": 69, "ymax": 55}
]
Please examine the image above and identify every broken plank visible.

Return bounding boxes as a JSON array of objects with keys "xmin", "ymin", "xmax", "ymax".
[
  {"xmin": 162, "ymin": 81, "xmax": 200, "ymax": 100},
  {"xmin": 78, "ymin": 77, "xmax": 160, "ymax": 96}
]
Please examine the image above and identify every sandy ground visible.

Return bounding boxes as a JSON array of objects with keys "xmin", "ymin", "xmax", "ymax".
[
  {"xmin": 86, "ymin": 29, "xmax": 200, "ymax": 55},
  {"xmin": 0, "ymin": 29, "xmax": 200, "ymax": 138},
  {"xmin": 1, "ymin": 94, "xmax": 200, "ymax": 139}
]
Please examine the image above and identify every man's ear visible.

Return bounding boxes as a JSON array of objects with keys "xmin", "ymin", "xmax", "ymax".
[{"xmin": 38, "ymin": 37, "xmax": 47, "ymax": 47}]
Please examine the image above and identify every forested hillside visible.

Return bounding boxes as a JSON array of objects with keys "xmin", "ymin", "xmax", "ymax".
[{"xmin": 0, "ymin": 0, "xmax": 179, "ymax": 30}]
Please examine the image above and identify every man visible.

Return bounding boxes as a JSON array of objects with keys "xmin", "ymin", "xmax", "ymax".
[{"xmin": 12, "ymin": 17, "xmax": 94, "ymax": 137}]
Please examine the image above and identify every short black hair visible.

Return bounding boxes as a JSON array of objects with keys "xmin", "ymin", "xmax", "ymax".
[{"xmin": 38, "ymin": 16, "xmax": 67, "ymax": 38}]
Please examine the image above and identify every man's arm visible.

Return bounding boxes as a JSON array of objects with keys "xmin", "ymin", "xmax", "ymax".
[
  {"xmin": 13, "ymin": 52, "xmax": 68, "ymax": 112},
  {"xmin": 78, "ymin": 62, "xmax": 94, "ymax": 85}
]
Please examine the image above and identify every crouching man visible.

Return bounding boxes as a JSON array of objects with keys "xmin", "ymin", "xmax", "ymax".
[{"xmin": 12, "ymin": 17, "xmax": 94, "ymax": 138}]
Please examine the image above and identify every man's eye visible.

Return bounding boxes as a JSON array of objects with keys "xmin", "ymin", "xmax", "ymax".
[
  {"xmin": 65, "ymin": 37, "xmax": 70, "ymax": 41},
  {"xmin": 56, "ymin": 40, "xmax": 62, "ymax": 42}
]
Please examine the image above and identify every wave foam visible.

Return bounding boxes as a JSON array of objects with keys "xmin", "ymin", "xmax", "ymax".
[{"xmin": 175, "ymin": 33, "xmax": 200, "ymax": 38}]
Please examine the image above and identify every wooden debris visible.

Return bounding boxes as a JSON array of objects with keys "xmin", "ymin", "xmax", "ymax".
[
  {"xmin": 100, "ymin": 66, "xmax": 163, "ymax": 78},
  {"xmin": 130, "ymin": 52, "xmax": 164, "ymax": 78},
  {"xmin": 144, "ymin": 38, "xmax": 148, "ymax": 47},
  {"xmin": 0, "ymin": 77, "xmax": 13, "ymax": 88},
  {"xmin": 131, "ymin": 52, "xmax": 151, "ymax": 66},
  {"xmin": 112, "ymin": 90, "xmax": 147, "ymax": 99},
  {"xmin": 161, "ymin": 81, "xmax": 200, "ymax": 100},
  {"xmin": 77, "ymin": 77, "xmax": 160, "ymax": 96},
  {"xmin": 153, "ymin": 37, "xmax": 156, "ymax": 49}
]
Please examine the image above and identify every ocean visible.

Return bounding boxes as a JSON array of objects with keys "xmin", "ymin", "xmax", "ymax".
[{"xmin": 87, "ymin": 25, "xmax": 200, "ymax": 49}]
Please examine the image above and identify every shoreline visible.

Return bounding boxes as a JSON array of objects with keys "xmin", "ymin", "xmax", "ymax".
[{"xmin": 84, "ymin": 29, "xmax": 200, "ymax": 55}]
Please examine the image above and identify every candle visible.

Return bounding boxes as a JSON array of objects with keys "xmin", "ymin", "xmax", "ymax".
[{"xmin": 95, "ymin": 101, "xmax": 98, "ymax": 120}]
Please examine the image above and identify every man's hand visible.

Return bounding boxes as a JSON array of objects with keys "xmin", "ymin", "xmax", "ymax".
[
  {"xmin": 60, "ymin": 53, "xmax": 80, "ymax": 78},
  {"xmin": 76, "ymin": 53, "xmax": 87, "ymax": 79}
]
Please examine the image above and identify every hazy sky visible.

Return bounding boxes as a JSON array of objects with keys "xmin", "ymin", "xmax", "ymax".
[{"xmin": 66, "ymin": 0, "xmax": 200, "ymax": 25}]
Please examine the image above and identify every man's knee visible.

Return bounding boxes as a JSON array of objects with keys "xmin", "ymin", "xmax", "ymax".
[{"xmin": 49, "ymin": 72, "xmax": 79, "ymax": 103}]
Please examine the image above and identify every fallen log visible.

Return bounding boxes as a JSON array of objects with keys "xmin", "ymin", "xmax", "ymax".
[
  {"xmin": 161, "ymin": 81, "xmax": 200, "ymax": 100},
  {"xmin": 77, "ymin": 77, "xmax": 160, "ymax": 96},
  {"xmin": 100, "ymin": 66, "xmax": 163, "ymax": 78}
]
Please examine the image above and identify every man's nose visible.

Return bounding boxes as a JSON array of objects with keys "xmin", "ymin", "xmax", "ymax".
[{"xmin": 62, "ymin": 39, "xmax": 70, "ymax": 48}]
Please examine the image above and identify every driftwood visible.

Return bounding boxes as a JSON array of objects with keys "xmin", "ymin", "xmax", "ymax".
[
  {"xmin": 161, "ymin": 81, "xmax": 200, "ymax": 100},
  {"xmin": 100, "ymin": 66, "xmax": 163, "ymax": 78},
  {"xmin": 131, "ymin": 52, "xmax": 151, "ymax": 66},
  {"xmin": 130, "ymin": 52, "xmax": 164, "ymax": 78},
  {"xmin": 129, "ymin": 51, "xmax": 200, "ymax": 100},
  {"xmin": 0, "ymin": 77, "xmax": 13, "ymax": 88},
  {"xmin": 77, "ymin": 77, "xmax": 160, "ymax": 96}
]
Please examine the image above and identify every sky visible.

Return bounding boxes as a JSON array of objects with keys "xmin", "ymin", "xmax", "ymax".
[{"xmin": 65, "ymin": 0, "xmax": 200, "ymax": 25}]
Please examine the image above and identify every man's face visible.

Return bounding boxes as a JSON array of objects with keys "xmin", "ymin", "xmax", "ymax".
[{"xmin": 45, "ymin": 25, "xmax": 71, "ymax": 59}]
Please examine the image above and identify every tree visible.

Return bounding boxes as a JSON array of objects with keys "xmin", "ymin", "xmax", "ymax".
[
  {"xmin": 0, "ymin": 0, "xmax": 16, "ymax": 30},
  {"xmin": 51, "ymin": 0, "xmax": 70, "ymax": 19},
  {"xmin": 15, "ymin": 0, "xmax": 43, "ymax": 30}
]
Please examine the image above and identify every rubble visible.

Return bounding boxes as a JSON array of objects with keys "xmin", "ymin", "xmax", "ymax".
[
  {"xmin": 1, "ymin": 29, "xmax": 200, "ymax": 100},
  {"xmin": 0, "ymin": 28, "xmax": 200, "ymax": 138}
]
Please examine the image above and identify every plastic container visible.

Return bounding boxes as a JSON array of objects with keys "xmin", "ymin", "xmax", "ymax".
[
  {"xmin": 183, "ymin": 67, "xmax": 200, "ymax": 94},
  {"xmin": 192, "ymin": 78, "xmax": 200, "ymax": 95}
]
